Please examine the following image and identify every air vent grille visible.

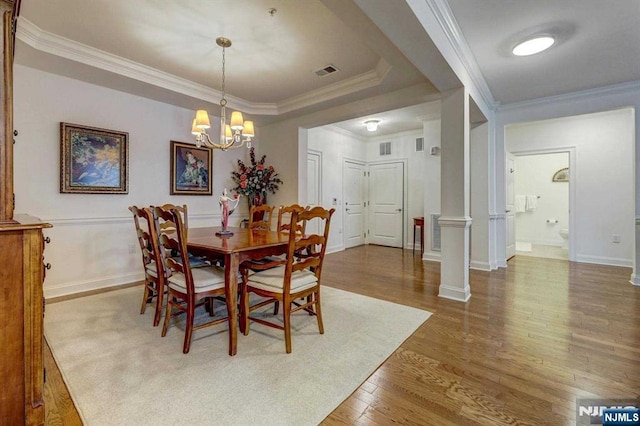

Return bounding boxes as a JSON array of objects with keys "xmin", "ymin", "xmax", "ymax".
[
  {"xmin": 379, "ymin": 142, "xmax": 391, "ymax": 156},
  {"xmin": 431, "ymin": 214, "xmax": 441, "ymax": 251},
  {"xmin": 314, "ymin": 64, "xmax": 339, "ymax": 77},
  {"xmin": 416, "ymin": 137, "xmax": 424, "ymax": 152}
]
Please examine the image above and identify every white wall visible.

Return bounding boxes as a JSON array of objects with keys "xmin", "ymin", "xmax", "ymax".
[
  {"xmin": 507, "ymin": 109, "xmax": 634, "ymax": 266},
  {"xmin": 422, "ymin": 119, "xmax": 442, "ymax": 261},
  {"xmin": 366, "ymin": 130, "xmax": 425, "ymax": 248},
  {"xmin": 14, "ymin": 65, "xmax": 250, "ymax": 297},
  {"xmin": 514, "ymin": 153, "xmax": 569, "ymax": 246},
  {"xmin": 307, "ymin": 126, "xmax": 365, "ymax": 252}
]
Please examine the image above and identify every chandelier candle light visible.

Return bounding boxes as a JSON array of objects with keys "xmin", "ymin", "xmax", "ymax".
[{"xmin": 191, "ymin": 37, "xmax": 254, "ymax": 151}]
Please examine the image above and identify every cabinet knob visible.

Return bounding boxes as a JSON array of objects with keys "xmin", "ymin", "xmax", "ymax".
[
  {"xmin": 45, "ymin": 263, "xmax": 52, "ymax": 270},
  {"xmin": 44, "ymin": 236, "xmax": 51, "ymax": 244},
  {"xmin": 13, "ymin": 129, "xmax": 18, "ymax": 137}
]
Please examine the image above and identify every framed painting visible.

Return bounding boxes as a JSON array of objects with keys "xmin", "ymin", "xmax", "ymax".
[
  {"xmin": 60, "ymin": 123, "xmax": 129, "ymax": 194},
  {"xmin": 170, "ymin": 140, "xmax": 212, "ymax": 195}
]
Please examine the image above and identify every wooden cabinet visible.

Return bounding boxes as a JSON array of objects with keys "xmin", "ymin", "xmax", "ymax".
[
  {"xmin": 0, "ymin": 216, "xmax": 51, "ymax": 425},
  {"xmin": 0, "ymin": 1, "xmax": 51, "ymax": 424}
]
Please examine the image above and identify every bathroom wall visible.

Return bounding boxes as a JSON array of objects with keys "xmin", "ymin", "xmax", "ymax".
[{"xmin": 514, "ymin": 153, "xmax": 569, "ymax": 246}]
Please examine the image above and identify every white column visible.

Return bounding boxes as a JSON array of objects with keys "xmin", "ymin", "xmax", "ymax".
[{"xmin": 439, "ymin": 87, "xmax": 471, "ymax": 302}]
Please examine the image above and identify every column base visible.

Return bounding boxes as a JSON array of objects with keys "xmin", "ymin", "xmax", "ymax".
[{"xmin": 439, "ymin": 284, "xmax": 471, "ymax": 302}]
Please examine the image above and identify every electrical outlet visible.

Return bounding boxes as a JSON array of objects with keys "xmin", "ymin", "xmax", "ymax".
[
  {"xmin": 128, "ymin": 243, "xmax": 136, "ymax": 254},
  {"xmin": 612, "ymin": 234, "xmax": 620, "ymax": 243}
]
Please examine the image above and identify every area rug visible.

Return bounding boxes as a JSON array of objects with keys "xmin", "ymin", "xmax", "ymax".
[{"xmin": 45, "ymin": 286, "xmax": 430, "ymax": 425}]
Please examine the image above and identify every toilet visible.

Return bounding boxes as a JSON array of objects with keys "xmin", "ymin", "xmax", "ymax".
[{"xmin": 559, "ymin": 228, "xmax": 569, "ymax": 248}]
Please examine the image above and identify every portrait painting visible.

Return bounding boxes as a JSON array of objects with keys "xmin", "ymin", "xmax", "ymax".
[
  {"xmin": 170, "ymin": 140, "xmax": 212, "ymax": 195},
  {"xmin": 60, "ymin": 123, "xmax": 129, "ymax": 194}
]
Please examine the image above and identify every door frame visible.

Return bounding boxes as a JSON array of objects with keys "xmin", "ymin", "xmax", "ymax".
[
  {"xmin": 307, "ymin": 149, "xmax": 323, "ymax": 236},
  {"xmin": 509, "ymin": 146, "xmax": 576, "ymax": 261},
  {"xmin": 367, "ymin": 158, "xmax": 408, "ymax": 248}
]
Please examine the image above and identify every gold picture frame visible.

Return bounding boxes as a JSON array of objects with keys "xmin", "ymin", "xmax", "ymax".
[
  {"xmin": 170, "ymin": 140, "xmax": 212, "ymax": 195},
  {"xmin": 60, "ymin": 123, "xmax": 129, "ymax": 194}
]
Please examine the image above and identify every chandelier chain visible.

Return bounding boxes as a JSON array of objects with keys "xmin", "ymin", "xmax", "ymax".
[{"xmin": 220, "ymin": 45, "xmax": 226, "ymax": 106}]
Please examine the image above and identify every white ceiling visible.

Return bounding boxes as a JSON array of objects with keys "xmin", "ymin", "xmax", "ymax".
[{"xmin": 15, "ymin": 0, "xmax": 640, "ymax": 137}]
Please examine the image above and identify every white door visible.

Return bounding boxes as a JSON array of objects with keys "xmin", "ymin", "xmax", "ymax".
[
  {"xmin": 506, "ymin": 153, "xmax": 516, "ymax": 259},
  {"xmin": 306, "ymin": 151, "xmax": 322, "ymax": 235},
  {"xmin": 343, "ymin": 161, "xmax": 366, "ymax": 248},
  {"xmin": 368, "ymin": 162, "xmax": 404, "ymax": 247}
]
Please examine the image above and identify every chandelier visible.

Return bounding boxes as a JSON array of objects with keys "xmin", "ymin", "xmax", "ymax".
[{"xmin": 191, "ymin": 37, "xmax": 254, "ymax": 150}]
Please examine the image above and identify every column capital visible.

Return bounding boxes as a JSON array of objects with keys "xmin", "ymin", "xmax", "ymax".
[{"xmin": 438, "ymin": 216, "xmax": 472, "ymax": 228}]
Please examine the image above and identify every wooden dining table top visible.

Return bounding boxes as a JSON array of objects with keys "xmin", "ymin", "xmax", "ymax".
[{"xmin": 187, "ymin": 226, "xmax": 289, "ymax": 254}]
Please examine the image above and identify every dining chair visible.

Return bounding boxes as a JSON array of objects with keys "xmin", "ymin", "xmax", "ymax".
[
  {"xmin": 276, "ymin": 204, "xmax": 309, "ymax": 235},
  {"xmin": 129, "ymin": 205, "xmax": 166, "ymax": 327},
  {"xmin": 240, "ymin": 206, "xmax": 335, "ymax": 353},
  {"xmin": 248, "ymin": 204, "xmax": 275, "ymax": 230},
  {"xmin": 156, "ymin": 203, "xmax": 188, "ymax": 236},
  {"xmin": 153, "ymin": 205, "xmax": 229, "ymax": 354},
  {"xmin": 153, "ymin": 203, "xmax": 213, "ymax": 268}
]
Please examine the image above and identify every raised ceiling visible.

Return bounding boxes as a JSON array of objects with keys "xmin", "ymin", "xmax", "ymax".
[
  {"xmin": 14, "ymin": 0, "xmax": 640, "ymax": 134},
  {"xmin": 16, "ymin": 0, "xmax": 435, "ymax": 121}
]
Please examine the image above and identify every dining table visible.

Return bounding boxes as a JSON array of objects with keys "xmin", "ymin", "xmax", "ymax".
[{"xmin": 186, "ymin": 226, "xmax": 290, "ymax": 356}]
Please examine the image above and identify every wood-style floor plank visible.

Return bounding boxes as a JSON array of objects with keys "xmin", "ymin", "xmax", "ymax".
[{"xmin": 43, "ymin": 246, "xmax": 640, "ymax": 425}]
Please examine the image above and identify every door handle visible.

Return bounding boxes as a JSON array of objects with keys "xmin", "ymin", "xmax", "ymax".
[
  {"xmin": 505, "ymin": 209, "xmax": 511, "ymax": 213},
  {"xmin": 345, "ymin": 208, "xmax": 351, "ymax": 212},
  {"xmin": 396, "ymin": 209, "xmax": 402, "ymax": 212}
]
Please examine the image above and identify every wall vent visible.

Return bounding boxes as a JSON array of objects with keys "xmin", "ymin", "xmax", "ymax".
[
  {"xmin": 379, "ymin": 141, "xmax": 391, "ymax": 156},
  {"xmin": 431, "ymin": 214, "xmax": 441, "ymax": 251},
  {"xmin": 415, "ymin": 137, "xmax": 424, "ymax": 152},
  {"xmin": 314, "ymin": 64, "xmax": 339, "ymax": 77}
]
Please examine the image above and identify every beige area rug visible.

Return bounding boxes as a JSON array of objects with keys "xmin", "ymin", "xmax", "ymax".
[{"xmin": 45, "ymin": 286, "xmax": 431, "ymax": 426}]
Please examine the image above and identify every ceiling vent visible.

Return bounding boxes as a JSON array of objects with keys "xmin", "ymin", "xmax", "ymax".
[
  {"xmin": 379, "ymin": 142, "xmax": 391, "ymax": 156},
  {"xmin": 314, "ymin": 64, "xmax": 339, "ymax": 77}
]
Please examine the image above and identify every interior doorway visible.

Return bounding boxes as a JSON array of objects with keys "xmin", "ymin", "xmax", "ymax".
[{"xmin": 511, "ymin": 150, "xmax": 573, "ymax": 261}]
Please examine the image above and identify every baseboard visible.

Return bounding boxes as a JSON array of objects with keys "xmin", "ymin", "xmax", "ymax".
[
  {"xmin": 517, "ymin": 239, "xmax": 564, "ymax": 247},
  {"xmin": 574, "ymin": 254, "xmax": 633, "ymax": 268},
  {"xmin": 45, "ymin": 271, "xmax": 144, "ymax": 299},
  {"xmin": 326, "ymin": 244, "xmax": 344, "ymax": 254},
  {"xmin": 497, "ymin": 259, "xmax": 508, "ymax": 268},
  {"xmin": 469, "ymin": 260, "xmax": 491, "ymax": 271},
  {"xmin": 438, "ymin": 284, "xmax": 471, "ymax": 302},
  {"xmin": 630, "ymin": 273, "xmax": 640, "ymax": 286},
  {"xmin": 422, "ymin": 252, "xmax": 441, "ymax": 262}
]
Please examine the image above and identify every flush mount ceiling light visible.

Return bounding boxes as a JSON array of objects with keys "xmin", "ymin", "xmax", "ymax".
[
  {"xmin": 512, "ymin": 35, "xmax": 555, "ymax": 56},
  {"xmin": 364, "ymin": 120, "xmax": 380, "ymax": 132}
]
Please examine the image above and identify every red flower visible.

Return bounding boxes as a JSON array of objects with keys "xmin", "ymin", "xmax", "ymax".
[
  {"xmin": 257, "ymin": 164, "xmax": 265, "ymax": 170},
  {"xmin": 240, "ymin": 174, "xmax": 246, "ymax": 180},
  {"xmin": 240, "ymin": 181, "xmax": 247, "ymax": 188}
]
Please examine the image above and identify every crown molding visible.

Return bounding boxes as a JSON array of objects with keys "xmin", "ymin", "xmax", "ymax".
[
  {"xmin": 497, "ymin": 80, "xmax": 640, "ymax": 112},
  {"xmin": 277, "ymin": 58, "xmax": 392, "ymax": 115},
  {"xmin": 321, "ymin": 124, "xmax": 367, "ymax": 141},
  {"xmin": 425, "ymin": 0, "xmax": 497, "ymax": 110},
  {"xmin": 17, "ymin": 18, "xmax": 393, "ymax": 117},
  {"xmin": 16, "ymin": 18, "xmax": 276, "ymax": 115}
]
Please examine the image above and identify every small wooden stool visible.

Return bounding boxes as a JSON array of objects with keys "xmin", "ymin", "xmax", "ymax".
[{"xmin": 412, "ymin": 217, "xmax": 424, "ymax": 255}]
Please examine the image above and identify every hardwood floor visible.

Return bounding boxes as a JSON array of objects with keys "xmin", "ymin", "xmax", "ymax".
[{"xmin": 44, "ymin": 246, "xmax": 640, "ymax": 425}]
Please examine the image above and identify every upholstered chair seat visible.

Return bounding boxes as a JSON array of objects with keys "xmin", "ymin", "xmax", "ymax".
[{"xmin": 167, "ymin": 267, "xmax": 226, "ymax": 293}]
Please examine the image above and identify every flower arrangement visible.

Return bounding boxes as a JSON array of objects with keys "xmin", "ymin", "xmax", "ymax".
[{"xmin": 231, "ymin": 147, "xmax": 282, "ymax": 205}]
